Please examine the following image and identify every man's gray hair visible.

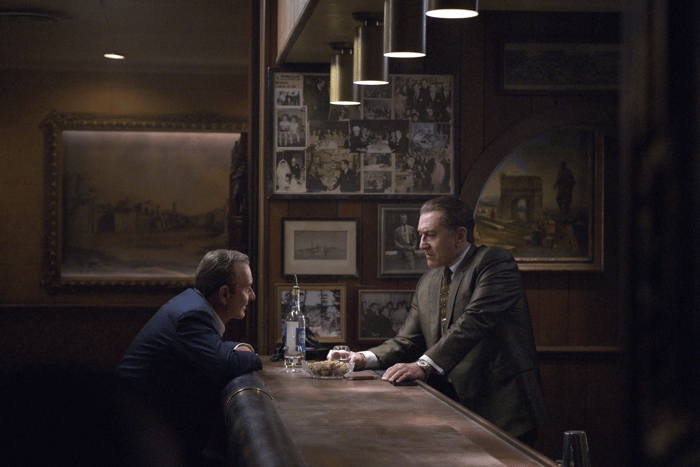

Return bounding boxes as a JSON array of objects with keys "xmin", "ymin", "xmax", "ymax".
[
  {"xmin": 420, "ymin": 196, "xmax": 475, "ymax": 243},
  {"xmin": 194, "ymin": 250, "xmax": 249, "ymax": 298}
]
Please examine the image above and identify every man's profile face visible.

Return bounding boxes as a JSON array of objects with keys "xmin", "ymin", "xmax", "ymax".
[
  {"xmin": 229, "ymin": 262, "xmax": 255, "ymax": 320},
  {"xmin": 417, "ymin": 210, "xmax": 465, "ymax": 269}
]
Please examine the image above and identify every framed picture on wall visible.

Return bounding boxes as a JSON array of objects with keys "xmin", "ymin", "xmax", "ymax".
[
  {"xmin": 377, "ymin": 204, "xmax": 429, "ymax": 277},
  {"xmin": 500, "ymin": 42, "xmax": 620, "ymax": 93},
  {"xmin": 282, "ymin": 218, "xmax": 360, "ymax": 277},
  {"xmin": 40, "ymin": 111, "xmax": 247, "ymax": 292},
  {"xmin": 269, "ymin": 67, "xmax": 458, "ymax": 198},
  {"xmin": 358, "ymin": 288, "xmax": 415, "ymax": 342},
  {"xmin": 474, "ymin": 125, "xmax": 604, "ymax": 271},
  {"xmin": 275, "ymin": 283, "xmax": 347, "ymax": 344}
]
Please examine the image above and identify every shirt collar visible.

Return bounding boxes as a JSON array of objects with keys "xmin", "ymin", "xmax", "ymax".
[
  {"xmin": 447, "ymin": 243, "xmax": 471, "ymax": 275},
  {"xmin": 195, "ymin": 288, "xmax": 226, "ymax": 336}
]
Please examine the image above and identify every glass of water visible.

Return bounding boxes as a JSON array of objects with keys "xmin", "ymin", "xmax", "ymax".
[{"xmin": 331, "ymin": 345, "xmax": 350, "ymax": 362}]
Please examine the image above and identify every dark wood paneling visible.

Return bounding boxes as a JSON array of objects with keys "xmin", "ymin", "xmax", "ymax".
[{"xmin": 0, "ymin": 305, "xmax": 157, "ymax": 372}]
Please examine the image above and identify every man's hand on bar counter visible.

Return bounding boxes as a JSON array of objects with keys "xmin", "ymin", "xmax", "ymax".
[
  {"xmin": 382, "ymin": 362, "xmax": 429, "ymax": 383},
  {"xmin": 327, "ymin": 349, "xmax": 367, "ymax": 369},
  {"xmin": 327, "ymin": 349, "xmax": 428, "ymax": 383}
]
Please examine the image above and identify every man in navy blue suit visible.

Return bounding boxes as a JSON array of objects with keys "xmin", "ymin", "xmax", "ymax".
[{"xmin": 118, "ymin": 250, "xmax": 262, "ymax": 466}]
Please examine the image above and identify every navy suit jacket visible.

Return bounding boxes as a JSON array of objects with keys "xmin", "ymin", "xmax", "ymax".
[
  {"xmin": 118, "ymin": 288, "xmax": 262, "ymax": 459},
  {"xmin": 369, "ymin": 245, "xmax": 547, "ymax": 438}
]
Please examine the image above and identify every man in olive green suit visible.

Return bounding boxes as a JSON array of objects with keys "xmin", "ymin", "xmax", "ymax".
[{"xmin": 330, "ymin": 196, "xmax": 547, "ymax": 445}]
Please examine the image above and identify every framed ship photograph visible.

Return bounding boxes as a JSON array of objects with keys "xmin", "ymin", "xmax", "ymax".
[
  {"xmin": 282, "ymin": 218, "xmax": 360, "ymax": 277},
  {"xmin": 269, "ymin": 67, "xmax": 458, "ymax": 198}
]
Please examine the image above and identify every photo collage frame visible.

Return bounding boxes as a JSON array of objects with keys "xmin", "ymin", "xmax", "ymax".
[{"xmin": 271, "ymin": 70, "xmax": 456, "ymax": 197}]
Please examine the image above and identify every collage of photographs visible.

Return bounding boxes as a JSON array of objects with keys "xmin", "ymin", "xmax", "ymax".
[{"xmin": 272, "ymin": 71, "xmax": 455, "ymax": 196}]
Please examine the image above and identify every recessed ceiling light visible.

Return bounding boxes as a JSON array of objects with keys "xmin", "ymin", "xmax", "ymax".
[{"xmin": 104, "ymin": 53, "xmax": 125, "ymax": 60}]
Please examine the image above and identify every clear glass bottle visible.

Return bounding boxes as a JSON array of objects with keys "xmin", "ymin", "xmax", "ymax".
[{"xmin": 284, "ymin": 276, "xmax": 307, "ymax": 372}]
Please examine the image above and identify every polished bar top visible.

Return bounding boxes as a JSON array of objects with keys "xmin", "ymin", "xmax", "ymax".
[{"xmin": 258, "ymin": 360, "xmax": 557, "ymax": 467}]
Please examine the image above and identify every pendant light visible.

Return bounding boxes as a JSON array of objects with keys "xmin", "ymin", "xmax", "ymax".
[
  {"xmin": 426, "ymin": 0, "xmax": 479, "ymax": 19},
  {"xmin": 384, "ymin": 0, "xmax": 426, "ymax": 58},
  {"xmin": 330, "ymin": 42, "xmax": 360, "ymax": 105},
  {"xmin": 353, "ymin": 12, "xmax": 388, "ymax": 85}
]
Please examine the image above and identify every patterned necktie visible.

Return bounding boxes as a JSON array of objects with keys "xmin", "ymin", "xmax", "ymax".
[{"xmin": 440, "ymin": 267, "xmax": 452, "ymax": 335}]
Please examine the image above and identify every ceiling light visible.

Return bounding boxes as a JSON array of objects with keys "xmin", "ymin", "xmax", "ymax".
[
  {"xmin": 330, "ymin": 43, "xmax": 360, "ymax": 105},
  {"xmin": 384, "ymin": 0, "xmax": 426, "ymax": 58},
  {"xmin": 426, "ymin": 0, "xmax": 479, "ymax": 19},
  {"xmin": 103, "ymin": 53, "xmax": 125, "ymax": 60},
  {"xmin": 353, "ymin": 12, "xmax": 388, "ymax": 86}
]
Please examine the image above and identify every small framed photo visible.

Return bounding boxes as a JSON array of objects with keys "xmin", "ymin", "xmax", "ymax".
[
  {"xmin": 358, "ymin": 289, "xmax": 415, "ymax": 342},
  {"xmin": 275, "ymin": 283, "xmax": 347, "ymax": 343},
  {"xmin": 282, "ymin": 218, "xmax": 360, "ymax": 277},
  {"xmin": 378, "ymin": 205, "xmax": 429, "ymax": 277}
]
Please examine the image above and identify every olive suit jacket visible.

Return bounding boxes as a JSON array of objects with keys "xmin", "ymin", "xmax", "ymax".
[{"xmin": 369, "ymin": 245, "xmax": 547, "ymax": 438}]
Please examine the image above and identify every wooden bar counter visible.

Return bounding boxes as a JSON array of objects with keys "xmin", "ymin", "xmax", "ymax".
[{"xmin": 257, "ymin": 360, "xmax": 557, "ymax": 467}]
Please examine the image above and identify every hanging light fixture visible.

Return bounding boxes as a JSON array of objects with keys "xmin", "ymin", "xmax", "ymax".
[
  {"xmin": 384, "ymin": 0, "xmax": 426, "ymax": 58},
  {"xmin": 353, "ymin": 12, "xmax": 388, "ymax": 85},
  {"xmin": 330, "ymin": 42, "xmax": 360, "ymax": 105},
  {"xmin": 426, "ymin": 0, "xmax": 479, "ymax": 19}
]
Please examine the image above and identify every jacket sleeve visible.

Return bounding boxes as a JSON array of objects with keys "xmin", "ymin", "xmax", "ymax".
[
  {"xmin": 368, "ymin": 278, "xmax": 429, "ymax": 368},
  {"xmin": 176, "ymin": 309, "xmax": 263, "ymax": 383}
]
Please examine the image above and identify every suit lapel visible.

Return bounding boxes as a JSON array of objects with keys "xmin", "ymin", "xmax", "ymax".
[
  {"xmin": 445, "ymin": 245, "xmax": 478, "ymax": 329},
  {"xmin": 424, "ymin": 268, "xmax": 442, "ymax": 346}
]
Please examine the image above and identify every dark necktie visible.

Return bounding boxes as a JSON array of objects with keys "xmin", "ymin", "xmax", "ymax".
[{"xmin": 439, "ymin": 267, "xmax": 452, "ymax": 335}]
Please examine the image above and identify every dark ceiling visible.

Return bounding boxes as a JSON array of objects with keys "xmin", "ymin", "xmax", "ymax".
[
  {"xmin": 0, "ymin": 1, "xmax": 621, "ymax": 74},
  {"xmin": 0, "ymin": 0, "xmax": 252, "ymax": 73}
]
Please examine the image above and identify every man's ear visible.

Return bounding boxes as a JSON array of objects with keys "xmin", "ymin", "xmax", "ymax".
[
  {"xmin": 215, "ymin": 285, "xmax": 230, "ymax": 306},
  {"xmin": 455, "ymin": 226, "xmax": 469, "ymax": 246}
]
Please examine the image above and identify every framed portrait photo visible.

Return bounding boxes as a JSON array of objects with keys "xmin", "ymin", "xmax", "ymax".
[
  {"xmin": 378, "ymin": 204, "xmax": 428, "ymax": 277},
  {"xmin": 282, "ymin": 218, "xmax": 359, "ymax": 277},
  {"xmin": 358, "ymin": 288, "xmax": 415, "ymax": 342},
  {"xmin": 275, "ymin": 283, "xmax": 347, "ymax": 343}
]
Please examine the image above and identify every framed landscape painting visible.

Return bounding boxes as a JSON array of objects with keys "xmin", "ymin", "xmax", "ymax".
[
  {"xmin": 41, "ymin": 111, "xmax": 247, "ymax": 291},
  {"xmin": 475, "ymin": 126, "xmax": 603, "ymax": 271}
]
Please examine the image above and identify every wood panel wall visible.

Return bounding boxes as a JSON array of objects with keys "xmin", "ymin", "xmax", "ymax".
[{"xmin": 260, "ymin": 9, "xmax": 625, "ymax": 466}]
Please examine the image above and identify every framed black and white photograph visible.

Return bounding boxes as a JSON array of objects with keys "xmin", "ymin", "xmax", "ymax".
[
  {"xmin": 276, "ymin": 283, "xmax": 346, "ymax": 343},
  {"xmin": 358, "ymin": 288, "xmax": 415, "ymax": 342},
  {"xmin": 378, "ymin": 205, "xmax": 429, "ymax": 277},
  {"xmin": 269, "ymin": 67, "xmax": 458, "ymax": 197},
  {"xmin": 282, "ymin": 218, "xmax": 359, "ymax": 277}
]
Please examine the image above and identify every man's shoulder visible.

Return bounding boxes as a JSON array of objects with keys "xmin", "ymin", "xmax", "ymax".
[
  {"xmin": 469, "ymin": 244, "xmax": 518, "ymax": 268},
  {"xmin": 161, "ymin": 288, "xmax": 208, "ymax": 314},
  {"xmin": 416, "ymin": 266, "xmax": 442, "ymax": 286}
]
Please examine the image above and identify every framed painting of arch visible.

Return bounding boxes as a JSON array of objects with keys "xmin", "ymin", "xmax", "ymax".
[{"xmin": 469, "ymin": 122, "xmax": 605, "ymax": 271}]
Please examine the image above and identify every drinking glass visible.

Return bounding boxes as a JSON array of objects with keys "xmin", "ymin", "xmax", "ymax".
[
  {"xmin": 561, "ymin": 430, "xmax": 591, "ymax": 467},
  {"xmin": 331, "ymin": 345, "xmax": 350, "ymax": 362}
]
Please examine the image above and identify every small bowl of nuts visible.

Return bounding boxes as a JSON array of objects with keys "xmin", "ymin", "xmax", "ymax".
[{"xmin": 303, "ymin": 359, "xmax": 354, "ymax": 379}]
